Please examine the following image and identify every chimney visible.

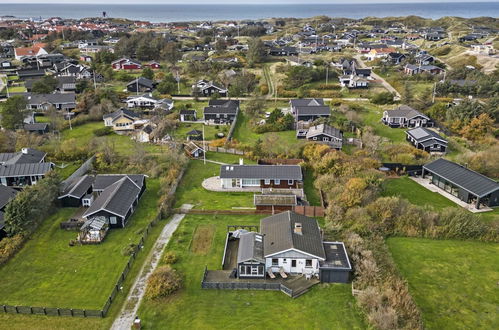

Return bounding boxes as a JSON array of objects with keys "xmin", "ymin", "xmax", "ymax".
[
  {"xmin": 294, "ymin": 223, "xmax": 302, "ymax": 235},
  {"xmin": 239, "ymin": 158, "xmax": 244, "ymax": 165}
]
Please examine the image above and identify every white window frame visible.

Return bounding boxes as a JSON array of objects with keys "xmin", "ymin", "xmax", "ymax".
[
  {"xmin": 275, "ymin": 179, "xmax": 280, "ymax": 185},
  {"xmin": 288, "ymin": 180, "xmax": 293, "ymax": 185},
  {"xmin": 264, "ymin": 179, "xmax": 270, "ymax": 185}
]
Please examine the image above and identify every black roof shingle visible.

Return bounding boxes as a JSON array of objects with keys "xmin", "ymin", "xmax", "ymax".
[{"xmin": 423, "ymin": 158, "xmax": 499, "ymax": 197}]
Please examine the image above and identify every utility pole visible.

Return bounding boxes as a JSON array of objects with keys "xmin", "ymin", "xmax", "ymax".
[
  {"xmin": 93, "ymin": 71, "xmax": 97, "ymax": 90},
  {"xmin": 432, "ymin": 82, "xmax": 436, "ymax": 103}
]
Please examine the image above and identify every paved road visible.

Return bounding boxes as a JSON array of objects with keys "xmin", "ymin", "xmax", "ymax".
[
  {"xmin": 354, "ymin": 55, "xmax": 401, "ymax": 100},
  {"xmin": 110, "ymin": 207, "xmax": 192, "ymax": 330}
]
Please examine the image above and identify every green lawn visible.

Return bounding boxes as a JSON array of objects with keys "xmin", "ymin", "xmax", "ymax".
[
  {"xmin": 383, "ymin": 177, "xmax": 499, "ymax": 222},
  {"xmin": 174, "ymin": 159, "xmax": 254, "ymax": 210},
  {"xmin": 304, "ymin": 167, "xmax": 322, "ymax": 206},
  {"xmin": 357, "ymin": 102, "xmax": 407, "ymax": 143},
  {"xmin": 205, "ymin": 151, "xmax": 256, "ymax": 165},
  {"xmin": 173, "ymin": 100, "xmax": 208, "ymax": 119},
  {"xmin": 53, "ymin": 161, "xmax": 82, "ymax": 180},
  {"xmin": 175, "ymin": 123, "xmax": 228, "ymax": 141},
  {"xmin": 137, "ymin": 214, "xmax": 367, "ymax": 329},
  {"xmin": 232, "ymin": 111, "xmax": 298, "ymax": 147},
  {"xmin": 387, "ymin": 237, "xmax": 499, "ymax": 330},
  {"xmin": 52, "ymin": 121, "xmax": 163, "ymax": 156},
  {"xmin": 0, "ymin": 179, "xmax": 161, "ymax": 309}
]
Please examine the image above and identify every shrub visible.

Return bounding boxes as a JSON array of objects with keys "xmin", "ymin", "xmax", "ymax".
[
  {"xmin": 162, "ymin": 251, "xmax": 178, "ymax": 264},
  {"xmin": 122, "ymin": 243, "xmax": 137, "ymax": 256},
  {"xmin": 145, "ymin": 266, "xmax": 182, "ymax": 300},
  {"xmin": 370, "ymin": 92, "xmax": 394, "ymax": 105},
  {"xmin": 0, "ymin": 234, "xmax": 25, "ymax": 266},
  {"xmin": 93, "ymin": 127, "xmax": 113, "ymax": 136}
]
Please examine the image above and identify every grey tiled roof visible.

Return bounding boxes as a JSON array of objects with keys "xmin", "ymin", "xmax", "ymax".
[
  {"xmin": 290, "ymin": 99, "xmax": 330, "ymax": 117},
  {"xmin": 220, "ymin": 165, "xmax": 303, "ymax": 180},
  {"xmin": 0, "ymin": 185, "xmax": 18, "ymax": 209},
  {"xmin": 103, "ymin": 109, "xmax": 140, "ymax": 122},
  {"xmin": 93, "ymin": 174, "xmax": 145, "ymax": 191},
  {"xmin": 290, "ymin": 98, "xmax": 325, "ymax": 107},
  {"xmin": 127, "ymin": 77, "xmax": 154, "ymax": 89},
  {"xmin": 24, "ymin": 123, "xmax": 49, "ymax": 131},
  {"xmin": 423, "ymin": 158, "xmax": 499, "ymax": 197},
  {"xmin": 84, "ymin": 176, "xmax": 141, "ymax": 218},
  {"xmin": 25, "ymin": 93, "xmax": 76, "ymax": 105},
  {"xmin": 406, "ymin": 127, "xmax": 447, "ymax": 143},
  {"xmin": 237, "ymin": 232, "xmax": 265, "ymax": 264},
  {"xmin": 0, "ymin": 162, "xmax": 52, "ymax": 177},
  {"xmin": 295, "ymin": 106, "xmax": 331, "ymax": 116},
  {"xmin": 0, "ymin": 149, "xmax": 46, "ymax": 165},
  {"xmin": 203, "ymin": 106, "xmax": 237, "ymax": 115},
  {"xmin": 208, "ymin": 100, "xmax": 240, "ymax": 108},
  {"xmin": 306, "ymin": 124, "xmax": 343, "ymax": 139},
  {"xmin": 261, "ymin": 211, "xmax": 326, "ymax": 259},
  {"xmin": 384, "ymin": 105, "xmax": 428, "ymax": 120},
  {"xmin": 59, "ymin": 175, "xmax": 95, "ymax": 199}
]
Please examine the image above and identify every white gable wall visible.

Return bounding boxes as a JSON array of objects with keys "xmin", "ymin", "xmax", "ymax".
[{"xmin": 265, "ymin": 249, "xmax": 321, "ymax": 275}]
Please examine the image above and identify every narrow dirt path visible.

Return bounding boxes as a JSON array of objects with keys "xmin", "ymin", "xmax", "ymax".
[{"xmin": 110, "ymin": 206, "xmax": 192, "ymax": 330}]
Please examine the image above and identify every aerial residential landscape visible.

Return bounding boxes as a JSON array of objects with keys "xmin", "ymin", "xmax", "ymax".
[{"xmin": 0, "ymin": 0, "xmax": 498, "ymax": 329}]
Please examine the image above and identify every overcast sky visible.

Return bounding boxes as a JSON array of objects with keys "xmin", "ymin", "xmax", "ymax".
[{"xmin": 0, "ymin": 0, "xmax": 495, "ymax": 4}]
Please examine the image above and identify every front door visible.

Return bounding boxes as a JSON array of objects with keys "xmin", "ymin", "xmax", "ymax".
[{"xmin": 291, "ymin": 259, "xmax": 297, "ymax": 273}]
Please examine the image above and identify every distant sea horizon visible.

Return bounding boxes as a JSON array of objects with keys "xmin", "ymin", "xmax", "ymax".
[{"xmin": 0, "ymin": 2, "xmax": 497, "ymax": 23}]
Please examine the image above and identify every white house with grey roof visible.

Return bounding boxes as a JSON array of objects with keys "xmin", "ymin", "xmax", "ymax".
[
  {"xmin": 382, "ymin": 105, "xmax": 433, "ymax": 128},
  {"xmin": 219, "ymin": 164, "xmax": 303, "ymax": 189},
  {"xmin": 224, "ymin": 212, "xmax": 352, "ymax": 284}
]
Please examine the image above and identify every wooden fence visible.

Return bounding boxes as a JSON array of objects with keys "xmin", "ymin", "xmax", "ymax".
[
  {"xmin": 206, "ymin": 145, "xmax": 246, "ymax": 155},
  {"xmin": 175, "ymin": 205, "xmax": 324, "ymax": 217},
  {"xmin": 175, "ymin": 208, "xmax": 272, "ymax": 215},
  {"xmin": 293, "ymin": 206, "xmax": 325, "ymax": 217}
]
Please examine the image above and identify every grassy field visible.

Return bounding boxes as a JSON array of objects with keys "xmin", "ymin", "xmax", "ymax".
[
  {"xmin": 0, "ymin": 179, "xmax": 160, "ymax": 309},
  {"xmin": 174, "ymin": 159, "xmax": 254, "ymax": 210},
  {"xmin": 137, "ymin": 214, "xmax": 367, "ymax": 329},
  {"xmin": 383, "ymin": 177, "xmax": 499, "ymax": 222},
  {"xmin": 387, "ymin": 237, "xmax": 499, "ymax": 330},
  {"xmin": 51, "ymin": 121, "xmax": 164, "ymax": 156},
  {"xmin": 53, "ymin": 161, "xmax": 83, "ymax": 180},
  {"xmin": 304, "ymin": 167, "xmax": 322, "ymax": 206},
  {"xmin": 232, "ymin": 111, "xmax": 298, "ymax": 147},
  {"xmin": 353, "ymin": 102, "xmax": 407, "ymax": 143},
  {"xmin": 205, "ymin": 151, "xmax": 256, "ymax": 165},
  {"xmin": 175, "ymin": 122, "xmax": 228, "ymax": 141}
]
